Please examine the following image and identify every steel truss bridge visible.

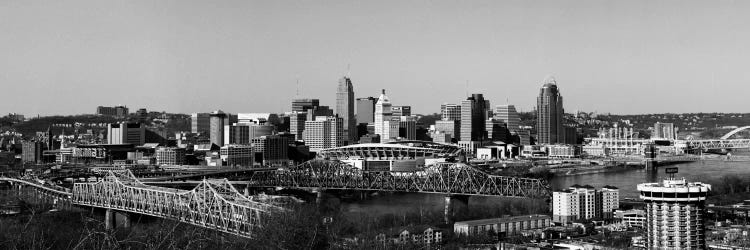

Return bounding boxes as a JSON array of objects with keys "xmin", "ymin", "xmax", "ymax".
[
  {"xmin": 249, "ymin": 160, "xmax": 552, "ymax": 199},
  {"xmin": 1, "ymin": 170, "xmax": 280, "ymax": 239},
  {"xmin": 683, "ymin": 139, "xmax": 750, "ymax": 150}
]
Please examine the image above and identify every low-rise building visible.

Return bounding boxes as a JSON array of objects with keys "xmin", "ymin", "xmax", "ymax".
[
  {"xmin": 375, "ymin": 226, "xmax": 443, "ymax": 245},
  {"xmin": 219, "ymin": 144, "xmax": 254, "ymax": 167},
  {"xmin": 614, "ymin": 209, "xmax": 646, "ymax": 228},
  {"xmin": 454, "ymin": 214, "xmax": 551, "ymax": 237},
  {"xmin": 155, "ymin": 147, "xmax": 185, "ymax": 165}
]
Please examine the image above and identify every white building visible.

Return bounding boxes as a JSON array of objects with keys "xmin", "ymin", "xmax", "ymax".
[
  {"xmin": 374, "ymin": 89, "xmax": 398, "ymax": 143},
  {"xmin": 107, "ymin": 122, "xmax": 145, "ymax": 145},
  {"xmin": 303, "ymin": 116, "xmax": 344, "ymax": 151},
  {"xmin": 553, "ymin": 185, "xmax": 620, "ymax": 224}
]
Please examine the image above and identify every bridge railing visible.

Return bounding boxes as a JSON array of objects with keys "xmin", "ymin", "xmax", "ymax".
[
  {"xmin": 250, "ymin": 160, "xmax": 552, "ymax": 199},
  {"xmin": 72, "ymin": 170, "xmax": 280, "ymax": 238},
  {"xmin": 0, "ymin": 177, "xmax": 72, "ymax": 198}
]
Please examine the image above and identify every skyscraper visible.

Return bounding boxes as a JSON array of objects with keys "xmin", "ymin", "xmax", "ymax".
[
  {"xmin": 107, "ymin": 122, "xmax": 145, "ymax": 145},
  {"xmin": 637, "ymin": 177, "xmax": 711, "ymax": 249},
  {"xmin": 336, "ymin": 76, "xmax": 356, "ymax": 144},
  {"xmin": 495, "ymin": 105, "xmax": 521, "ymax": 132},
  {"xmin": 536, "ymin": 78, "xmax": 564, "ymax": 144},
  {"xmin": 356, "ymin": 97, "xmax": 377, "ymax": 124},
  {"xmin": 460, "ymin": 94, "xmax": 489, "ymax": 142},
  {"xmin": 209, "ymin": 111, "xmax": 227, "ymax": 147},
  {"xmin": 441, "ymin": 103, "xmax": 462, "ymax": 121},
  {"xmin": 375, "ymin": 89, "xmax": 397, "ymax": 143}
]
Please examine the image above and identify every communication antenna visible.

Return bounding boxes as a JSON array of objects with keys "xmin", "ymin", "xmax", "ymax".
[
  {"xmin": 296, "ymin": 78, "xmax": 300, "ymax": 97},
  {"xmin": 346, "ymin": 64, "xmax": 351, "ymax": 78},
  {"xmin": 465, "ymin": 80, "xmax": 469, "ymax": 97}
]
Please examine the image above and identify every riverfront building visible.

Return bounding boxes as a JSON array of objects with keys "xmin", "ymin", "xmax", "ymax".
[
  {"xmin": 536, "ymin": 78, "xmax": 564, "ymax": 144},
  {"xmin": 219, "ymin": 144, "xmax": 254, "ymax": 167},
  {"xmin": 553, "ymin": 185, "xmax": 619, "ymax": 224},
  {"xmin": 637, "ymin": 178, "xmax": 711, "ymax": 250},
  {"xmin": 155, "ymin": 147, "xmax": 185, "ymax": 165},
  {"xmin": 107, "ymin": 122, "xmax": 145, "ymax": 145},
  {"xmin": 454, "ymin": 214, "xmax": 551, "ymax": 237}
]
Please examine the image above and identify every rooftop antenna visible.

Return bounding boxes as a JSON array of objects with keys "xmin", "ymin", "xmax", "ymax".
[
  {"xmin": 465, "ymin": 80, "xmax": 469, "ymax": 98},
  {"xmin": 296, "ymin": 78, "xmax": 300, "ymax": 97},
  {"xmin": 346, "ymin": 64, "xmax": 351, "ymax": 78}
]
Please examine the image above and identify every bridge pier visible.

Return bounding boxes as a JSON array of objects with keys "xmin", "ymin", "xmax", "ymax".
[
  {"xmin": 104, "ymin": 209, "xmax": 132, "ymax": 230},
  {"xmin": 444, "ymin": 195, "xmax": 469, "ymax": 224},
  {"xmin": 315, "ymin": 188, "xmax": 325, "ymax": 205}
]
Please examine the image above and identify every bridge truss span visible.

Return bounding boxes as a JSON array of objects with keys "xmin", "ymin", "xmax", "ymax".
[
  {"xmin": 250, "ymin": 160, "xmax": 551, "ymax": 199},
  {"xmin": 72, "ymin": 170, "xmax": 280, "ymax": 238}
]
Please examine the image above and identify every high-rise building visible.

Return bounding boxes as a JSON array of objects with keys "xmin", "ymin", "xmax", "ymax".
[
  {"xmin": 435, "ymin": 120, "xmax": 461, "ymax": 142},
  {"xmin": 209, "ymin": 111, "xmax": 228, "ymax": 147},
  {"xmin": 441, "ymin": 103, "xmax": 462, "ymax": 121},
  {"xmin": 291, "ymin": 99, "xmax": 320, "ymax": 112},
  {"xmin": 336, "ymin": 76, "xmax": 356, "ymax": 143},
  {"xmin": 107, "ymin": 122, "xmax": 145, "ymax": 145},
  {"xmin": 375, "ymin": 89, "xmax": 398, "ymax": 143},
  {"xmin": 155, "ymin": 147, "xmax": 185, "ymax": 165},
  {"xmin": 495, "ymin": 105, "xmax": 521, "ymax": 133},
  {"xmin": 553, "ymin": 185, "xmax": 619, "ymax": 224},
  {"xmin": 652, "ymin": 122, "xmax": 676, "ymax": 140},
  {"xmin": 392, "ymin": 106, "xmax": 412, "ymax": 117},
  {"xmin": 219, "ymin": 144, "xmax": 254, "ymax": 167},
  {"xmin": 97, "ymin": 106, "xmax": 129, "ymax": 117},
  {"xmin": 356, "ymin": 97, "xmax": 377, "ymax": 124},
  {"xmin": 398, "ymin": 117, "xmax": 417, "ymax": 140},
  {"xmin": 303, "ymin": 116, "xmax": 344, "ymax": 151},
  {"xmin": 191, "ymin": 113, "xmax": 211, "ymax": 134},
  {"xmin": 485, "ymin": 118, "xmax": 510, "ymax": 142},
  {"xmin": 22, "ymin": 141, "xmax": 44, "ymax": 164},
  {"xmin": 638, "ymin": 178, "xmax": 710, "ymax": 249},
  {"xmin": 251, "ymin": 135, "xmax": 290, "ymax": 166},
  {"xmin": 536, "ymin": 78, "xmax": 564, "ymax": 144},
  {"xmin": 224, "ymin": 123, "xmax": 275, "ymax": 144},
  {"xmin": 237, "ymin": 113, "xmax": 279, "ymax": 125},
  {"xmin": 289, "ymin": 112, "xmax": 307, "ymax": 141},
  {"xmin": 460, "ymin": 94, "xmax": 489, "ymax": 142}
]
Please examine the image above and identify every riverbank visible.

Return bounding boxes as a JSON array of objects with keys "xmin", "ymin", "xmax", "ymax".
[{"xmin": 548, "ymin": 164, "xmax": 642, "ymax": 176}]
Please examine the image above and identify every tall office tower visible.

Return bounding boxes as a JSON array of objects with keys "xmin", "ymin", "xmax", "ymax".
[
  {"xmin": 307, "ymin": 106, "xmax": 334, "ymax": 121},
  {"xmin": 536, "ymin": 78, "xmax": 564, "ymax": 144},
  {"xmin": 398, "ymin": 116, "xmax": 417, "ymax": 140},
  {"xmin": 552, "ymin": 185, "xmax": 620, "ymax": 224},
  {"xmin": 107, "ymin": 122, "xmax": 145, "ymax": 145},
  {"xmin": 392, "ymin": 106, "xmax": 412, "ymax": 117},
  {"xmin": 495, "ymin": 105, "xmax": 521, "ymax": 132},
  {"xmin": 435, "ymin": 120, "xmax": 461, "ymax": 141},
  {"xmin": 336, "ymin": 76, "xmax": 356, "ymax": 144},
  {"xmin": 191, "ymin": 113, "xmax": 211, "ymax": 134},
  {"xmin": 291, "ymin": 99, "xmax": 320, "ymax": 112},
  {"xmin": 441, "ymin": 103, "xmax": 462, "ymax": 121},
  {"xmin": 638, "ymin": 178, "xmax": 711, "ymax": 249},
  {"xmin": 485, "ymin": 118, "xmax": 509, "ymax": 142},
  {"xmin": 209, "ymin": 111, "xmax": 228, "ymax": 147},
  {"xmin": 303, "ymin": 116, "xmax": 344, "ymax": 151},
  {"xmin": 289, "ymin": 112, "xmax": 307, "ymax": 140},
  {"xmin": 652, "ymin": 122, "xmax": 676, "ymax": 140},
  {"xmin": 375, "ymin": 89, "xmax": 396, "ymax": 143},
  {"xmin": 460, "ymin": 94, "xmax": 489, "ymax": 142},
  {"xmin": 356, "ymin": 97, "xmax": 377, "ymax": 124}
]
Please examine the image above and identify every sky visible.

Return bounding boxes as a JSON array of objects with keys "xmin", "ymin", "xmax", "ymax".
[{"xmin": 2, "ymin": 0, "xmax": 750, "ymax": 116}]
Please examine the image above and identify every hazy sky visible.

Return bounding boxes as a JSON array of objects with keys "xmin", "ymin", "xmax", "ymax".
[{"xmin": 2, "ymin": 0, "xmax": 750, "ymax": 116}]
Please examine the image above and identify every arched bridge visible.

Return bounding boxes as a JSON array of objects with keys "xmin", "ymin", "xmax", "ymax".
[
  {"xmin": 249, "ymin": 160, "xmax": 551, "ymax": 199},
  {"xmin": 1, "ymin": 170, "xmax": 280, "ymax": 239},
  {"xmin": 721, "ymin": 126, "xmax": 750, "ymax": 140}
]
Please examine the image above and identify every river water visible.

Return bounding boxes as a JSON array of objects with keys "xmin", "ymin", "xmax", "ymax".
[{"xmin": 339, "ymin": 158, "xmax": 750, "ymax": 219}]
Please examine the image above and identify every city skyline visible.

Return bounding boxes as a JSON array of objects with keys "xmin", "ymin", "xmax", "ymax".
[{"xmin": 4, "ymin": 0, "xmax": 750, "ymax": 116}]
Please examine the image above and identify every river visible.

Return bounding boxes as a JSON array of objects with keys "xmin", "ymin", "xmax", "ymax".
[{"xmin": 338, "ymin": 158, "xmax": 750, "ymax": 220}]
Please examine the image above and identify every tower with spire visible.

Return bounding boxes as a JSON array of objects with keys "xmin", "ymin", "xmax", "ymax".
[{"xmin": 374, "ymin": 89, "xmax": 395, "ymax": 142}]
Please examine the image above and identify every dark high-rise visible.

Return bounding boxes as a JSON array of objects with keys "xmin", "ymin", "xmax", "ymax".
[
  {"xmin": 536, "ymin": 78, "xmax": 564, "ymax": 144},
  {"xmin": 460, "ymin": 94, "xmax": 489, "ymax": 142},
  {"xmin": 209, "ymin": 111, "xmax": 228, "ymax": 147},
  {"xmin": 336, "ymin": 76, "xmax": 356, "ymax": 143},
  {"xmin": 291, "ymin": 99, "xmax": 320, "ymax": 112}
]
